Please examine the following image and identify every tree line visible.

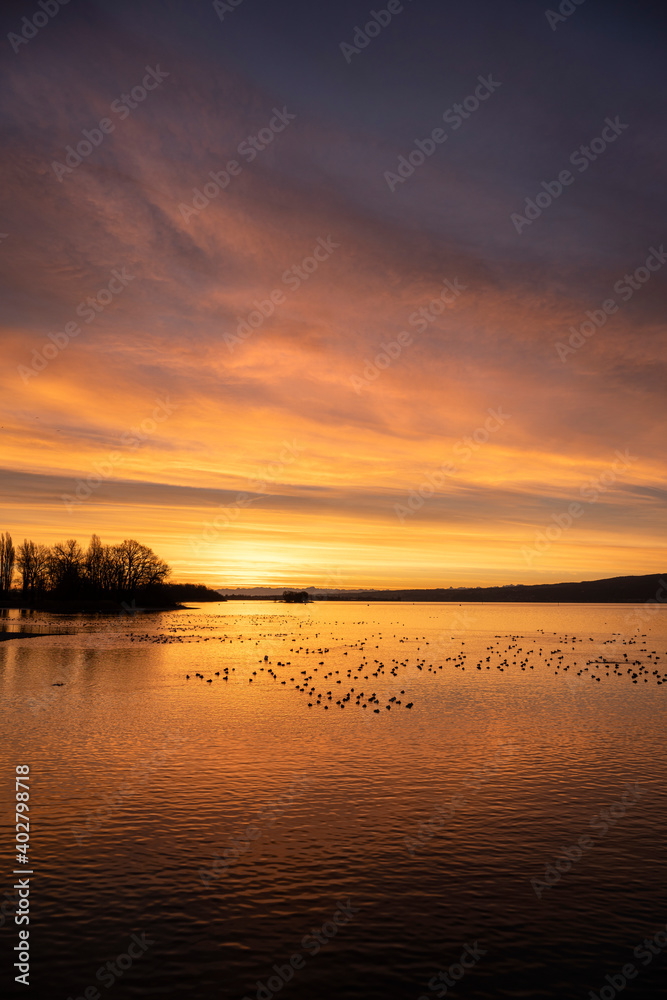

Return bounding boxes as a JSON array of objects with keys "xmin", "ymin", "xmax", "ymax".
[
  {"xmin": 282, "ymin": 590, "xmax": 311, "ymax": 603},
  {"xmin": 0, "ymin": 532, "xmax": 170, "ymax": 599}
]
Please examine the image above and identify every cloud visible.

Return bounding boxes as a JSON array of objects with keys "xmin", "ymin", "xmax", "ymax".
[{"xmin": 0, "ymin": 0, "xmax": 665, "ymax": 585}]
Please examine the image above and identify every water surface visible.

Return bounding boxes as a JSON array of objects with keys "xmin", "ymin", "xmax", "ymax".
[{"xmin": 1, "ymin": 602, "xmax": 666, "ymax": 999}]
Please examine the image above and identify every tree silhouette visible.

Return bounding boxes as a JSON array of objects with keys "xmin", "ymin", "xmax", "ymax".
[{"xmin": 3, "ymin": 532, "xmax": 171, "ymax": 601}]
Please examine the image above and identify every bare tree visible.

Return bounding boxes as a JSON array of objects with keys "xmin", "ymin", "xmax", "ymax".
[
  {"xmin": 113, "ymin": 539, "xmax": 170, "ymax": 594},
  {"xmin": 48, "ymin": 539, "xmax": 84, "ymax": 594},
  {"xmin": 33, "ymin": 545, "xmax": 49, "ymax": 594},
  {"xmin": 0, "ymin": 532, "xmax": 16, "ymax": 594},
  {"xmin": 84, "ymin": 534, "xmax": 105, "ymax": 591},
  {"xmin": 17, "ymin": 540, "xmax": 49, "ymax": 596},
  {"xmin": 8, "ymin": 534, "xmax": 171, "ymax": 601}
]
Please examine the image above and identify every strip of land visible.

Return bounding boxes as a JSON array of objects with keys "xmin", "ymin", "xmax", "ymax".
[
  {"xmin": 221, "ymin": 573, "xmax": 667, "ymax": 604},
  {"xmin": 0, "ymin": 632, "xmax": 64, "ymax": 642},
  {"xmin": 318, "ymin": 573, "xmax": 667, "ymax": 603}
]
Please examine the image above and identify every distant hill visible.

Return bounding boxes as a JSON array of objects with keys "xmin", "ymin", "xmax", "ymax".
[
  {"xmin": 316, "ymin": 574, "xmax": 667, "ymax": 604},
  {"xmin": 217, "ymin": 586, "xmax": 358, "ymax": 598},
  {"xmin": 213, "ymin": 575, "xmax": 666, "ymax": 604}
]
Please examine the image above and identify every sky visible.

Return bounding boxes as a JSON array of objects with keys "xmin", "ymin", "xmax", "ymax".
[{"xmin": 0, "ymin": 0, "xmax": 665, "ymax": 589}]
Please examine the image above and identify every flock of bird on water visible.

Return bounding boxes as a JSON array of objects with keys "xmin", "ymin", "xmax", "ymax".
[{"xmin": 124, "ymin": 615, "xmax": 667, "ymax": 714}]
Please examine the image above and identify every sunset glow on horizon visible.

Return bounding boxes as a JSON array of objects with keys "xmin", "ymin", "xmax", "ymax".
[{"xmin": 1, "ymin": 0, "xmax": 665, "ymax": 588}]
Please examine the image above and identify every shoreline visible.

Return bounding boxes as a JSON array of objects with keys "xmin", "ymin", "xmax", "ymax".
[
  {"xmin": 0, "ymin": 602, "xmax": 189, "ymax": 614},
  {"xmin": 0, "ymin": 632, "xmax": 64, "ymax": 642}
]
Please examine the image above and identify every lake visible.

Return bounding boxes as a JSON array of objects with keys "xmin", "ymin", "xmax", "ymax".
[{"xmin": 1, "ymin": 601, "xmax": 666, "ymax": 999}]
